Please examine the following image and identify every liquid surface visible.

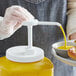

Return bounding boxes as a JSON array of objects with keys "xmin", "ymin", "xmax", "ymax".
[{"xmin": 58, "ymin": 46, "xmax": 73, "ymax": 50}]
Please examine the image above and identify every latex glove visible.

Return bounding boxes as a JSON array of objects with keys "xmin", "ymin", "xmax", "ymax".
[{"xmin": 0, "ymin": 5, "xmax": 34, "ymax": 40}]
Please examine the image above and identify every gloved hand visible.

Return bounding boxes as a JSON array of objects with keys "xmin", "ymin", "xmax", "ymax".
[{"xmin": 0, "ymin": 5, "xmax": 34, "ymax": 40}]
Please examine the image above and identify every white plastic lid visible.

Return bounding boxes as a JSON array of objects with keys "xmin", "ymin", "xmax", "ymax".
[{"xmin": 6, "ymin": 46, "xmax": 44, "ymax": 63}]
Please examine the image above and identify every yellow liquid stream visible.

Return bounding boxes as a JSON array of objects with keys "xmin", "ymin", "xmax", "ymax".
[
  {"xmin": 60, "ymin": 26, "xmax": 67, "ymax": 48},
  {"xmin": 58, "ymin": 26, "xmax": 73, "ymax": 50}
]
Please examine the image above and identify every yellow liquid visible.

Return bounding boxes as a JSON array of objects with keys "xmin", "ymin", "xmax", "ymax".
[
  {"xmin": 0, "ymin": 56, "xmax": 54, "ymax": 76},
  {"xmin": 60, "ymin": 26, "xmax": 67, "ymax": 48},
  {"xmin": 58, "ymin": 46, "xmax": 73, "ymax": 50},
  {"xmin": 58, "ymin": 26, "xmax": 73, "ymax": 50}
]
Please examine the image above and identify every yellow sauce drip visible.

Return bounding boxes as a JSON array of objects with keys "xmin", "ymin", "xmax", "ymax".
[{"xmin": 58, "ymin": 25, "xmax": 73, "ymax": 50}]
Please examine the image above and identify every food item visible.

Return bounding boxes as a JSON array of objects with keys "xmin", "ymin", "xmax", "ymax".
[
  {"xmin": 68, "ymin": 46, "xmax": 76, "ymax": 60},
  {"xmin": 74, "ymin": 40, "xmax": 76, "ymax": 43}
]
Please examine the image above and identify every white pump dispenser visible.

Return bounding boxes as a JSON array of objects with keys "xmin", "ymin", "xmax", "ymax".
[{"xmin": 6, "ymin": 19, "xmax": 61, "ymax": 63}]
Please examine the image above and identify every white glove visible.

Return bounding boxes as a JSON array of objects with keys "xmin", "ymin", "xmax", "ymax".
[{"xmin": 0, "ymin": 5, "xmax": 34, "ymax": 40}]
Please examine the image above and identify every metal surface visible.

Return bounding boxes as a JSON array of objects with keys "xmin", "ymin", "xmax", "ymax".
[{"xmin": 52, "ymin": 40, "xmax": 76, "ymax": 66}]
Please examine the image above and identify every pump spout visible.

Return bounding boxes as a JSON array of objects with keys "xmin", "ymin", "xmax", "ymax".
[
  {"xmin": 23, "ymin": 19, "xmax": 61, "ymax": 27},
  {"xmin": 38, "ymin": 21, "xmax": 61, "ymax": 27},
  {"xmin": 23, "ymin": 19, "xmax": 62, "ymax": 49}
]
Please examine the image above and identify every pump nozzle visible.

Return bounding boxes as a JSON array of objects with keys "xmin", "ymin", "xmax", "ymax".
[
  {"xmin": 23, "ymin": 19, "xmax": 38, "ymax": 26},
  {"xmin": 23, "ymin": 19, "xmax": 61, "ymax": 27}
]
